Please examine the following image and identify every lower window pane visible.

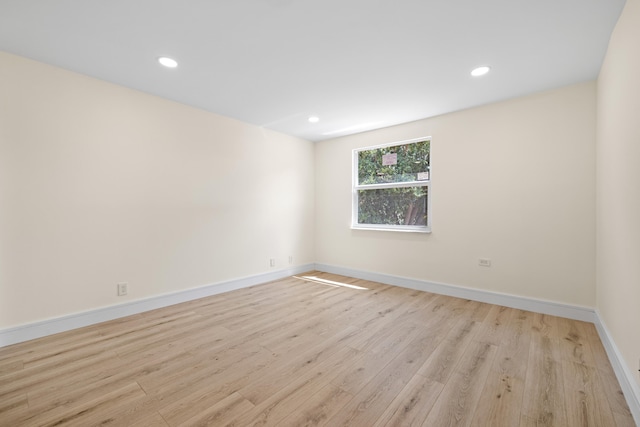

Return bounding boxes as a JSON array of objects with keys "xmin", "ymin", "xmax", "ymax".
[{"xmin": 358, "ymin": 186, "xmax": 428, "ymax": 226}]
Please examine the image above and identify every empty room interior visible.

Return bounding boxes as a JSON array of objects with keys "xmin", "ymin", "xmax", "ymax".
[{"xmin": 1, "ymin": 0, "xmax": 639, "ymax": 426}]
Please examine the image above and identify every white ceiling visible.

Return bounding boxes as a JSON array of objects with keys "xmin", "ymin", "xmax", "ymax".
[{"xmin": 0, "ymin": 0, "xmax": 626, "ymax": 141}]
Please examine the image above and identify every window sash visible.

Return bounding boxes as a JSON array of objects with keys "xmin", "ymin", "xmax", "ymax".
[
  {"xmin": 352, "ymin": 137, "xmax": 431, "ymax": 233},
  {"xmin": 356, "ymin": 186, "xmax": 428, "ymax": 225},
  {"xmin": 354, "ymin": 137, "xmax": 430, "ymax": 187}
]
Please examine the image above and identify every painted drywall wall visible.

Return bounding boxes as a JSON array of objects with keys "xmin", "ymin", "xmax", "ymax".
[
  {"xmin": 597, "ymin": 0, "xmax": 640, "ymax": 390},
  {"xmin": 315, "ymin": 82, "xmax": 596, "ymax": 307},
  {"xmin": 0, "ymin": 52, "xmax": 315, "ymax": 329}
]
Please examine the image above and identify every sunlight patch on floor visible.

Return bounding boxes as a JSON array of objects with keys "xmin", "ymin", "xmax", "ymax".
[{"xmin": 294, "ymin": 275, "xmax": 369, "ymax": 290}]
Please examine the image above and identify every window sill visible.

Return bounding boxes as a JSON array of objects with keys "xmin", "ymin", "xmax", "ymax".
[{"xmin": 351, "ymin": 224, "xmax": 431, "ymax": 234}]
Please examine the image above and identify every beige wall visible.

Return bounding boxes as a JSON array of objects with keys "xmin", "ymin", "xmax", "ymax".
[
  {"xmin": 316, "ymin": 82, "xmax": 596, "ymax": 307},
  {"xmin": 597, "ymin": 0, "xmax": 640, "ymax": 389},
  {"xmin": 0, "ymin": 52, "xmax": 315, "ymax": 328}
]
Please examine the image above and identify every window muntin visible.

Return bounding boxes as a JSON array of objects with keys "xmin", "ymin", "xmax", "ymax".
[{"xmin": 353, "ymin": 138, "xmax": 431, "ymax": 232}]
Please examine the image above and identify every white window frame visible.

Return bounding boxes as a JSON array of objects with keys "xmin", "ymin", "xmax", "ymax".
[{"xmin": 352, "ymin": 137, "xmax": 431, "ymax": 233}]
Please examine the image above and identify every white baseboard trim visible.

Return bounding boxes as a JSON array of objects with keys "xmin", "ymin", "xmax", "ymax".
[
  {"xmin": 0, "ymin": 264, "xmax": 315, "ymax": 348},
  {"xmin": 594, "ymin": 312, "xmax": 640, "ymax": 425},
  {"xmin": 314, "ymin": 263, "xmax": 597, "ymax": 322}
]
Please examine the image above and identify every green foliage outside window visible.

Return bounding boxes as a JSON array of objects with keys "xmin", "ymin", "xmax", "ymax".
[
  {"xmin": 358, "ymin": 187, "xmax": 428, "ymax": 225},
  {"xmin": 356, "ymin": 140, "xmax": 430, "ymax": 227},
  {"xmin": 357, "ymin": 139, "xmax": 430, "ymax": 185}
]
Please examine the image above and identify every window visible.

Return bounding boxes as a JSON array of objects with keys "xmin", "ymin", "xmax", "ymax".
[{"xmin": 352, "ymin": 137, "xmax": 431, "ymax": 233}]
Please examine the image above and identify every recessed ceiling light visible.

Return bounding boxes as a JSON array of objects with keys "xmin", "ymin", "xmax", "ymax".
[
  {"xmin": 308, "ymin": 115, "xmax": 320, "ymax": 123},
  {"xmin": 158, "ymin": 57, "xmax": 178, "ymax": 68},
  {"xmin": 471, "ymin": 66, "xmax": 491, "ymax": 77}
]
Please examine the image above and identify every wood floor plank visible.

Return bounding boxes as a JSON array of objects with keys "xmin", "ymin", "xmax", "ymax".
[
  {"xmin": 0, "ymin": 393, "xmax": 28, "ymax": 418},
  {"xmin": 473, "ymin": 305, "xmax": 512, "ymax": 346},
  {"xmin": 118, "ymin": 324, "xmax": 231, "ymax": 362},
  {"xmin": 3, "ymin": 381, "xmax": 146, "ymax": 427},
  {"xmin": 127, "ymin": 412, "xmax": 170, "ymax": 427},
  {"xmin": 372, "ymin": 373, "xmax": 443, "ymax": 427},
  {"xmin": 597, "ymin": 359, "xmax": 634, "ymax": 423},
  {"xmin": 28, "ymin": 342, "xmax": 193, "ymax": 405},
  {"xmin": 469, "ymin": 308, "xmax": 532, "ymax": 427},
  {"xmin": 231, "ymin": 346, "xmax": 360, "ymax": 426},
  {"xmin": 27, "ymin": 373, "xmax": 149, "ymax": 419},
  {"xmin": 562, "ymin": 360, "xmax": 617, "ymax": 426},
  {"xmin": 329, "ymin": 323, "xmax": 424, "ymax": 395},
  {"xmin": 144, "ymin": 345, "xmax": 274, "ymax": 417},
  {"xmin": 0, "ymin": 349, "xmax": 120, "ymax": 400},
  {"xmin": 582, "ymin": 321, "xmax": 635, "ymax": 422},
  {"xmin": 277, "ymin": 383, "xmax": 354, "ymax": 427},
  {"xmin": 421, "ymin": 341, "xmax": 498, "ymax": 427},
  {"xmin": 0, "ymin": 271, "xmax": 633, "ymax": 427},
  {"xmin": 417, "ymin": 318, "xmax": 480, "ymax": 383},
  {"xmin": 555, "ymin": 316, "xmax": 597, "ymax": 367},
  {"xmin": 54, "ymin": 384, "xmax": 168, "ymax": 427},
  {"xmin": 167, "ymin": 391, "xmax": 253, "ymax": 427},
  {"xmin": 520, "ymin": 313, "xmax": 567, "ymax": 427},
  {"xmin": 324, "ymin": 326, "xmax": 447, "ymax": 427},
  {"xmin": 470, "ymin": 369, "xmax": 525, "ymax": 427},
  {"xmin": 237, "ymin": 343, "xmax": 359, "ymax": 407},
  {"xmin": 323, "ymin": 359, "xmax": 418, "ymax": 426}
]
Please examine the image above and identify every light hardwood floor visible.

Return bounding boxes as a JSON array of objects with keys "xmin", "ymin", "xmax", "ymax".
[{"xmin": 0, "ymin": 272, "xmax": 635, "ymax": 426}]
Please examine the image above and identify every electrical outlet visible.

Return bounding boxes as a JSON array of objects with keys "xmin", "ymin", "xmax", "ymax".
[
  {"xmin": 117, "ymin": 282, "xmax": 128, "ymax": 296},
  {"xmin": 288, "ymin": 255, "xmax": 293, "ymax": 265},
  {"xmin": 478, "ymin": 258, "xmax": 492, "ymax": 267},
  {"xmin": 270, "ymin": 258, "xmax": 276, "ymax": 267}
]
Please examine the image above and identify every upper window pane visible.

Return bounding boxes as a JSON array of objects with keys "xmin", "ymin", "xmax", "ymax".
[{"xmin": 357, "ymin": 139, "xmax": 430, "ymax": 185}]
